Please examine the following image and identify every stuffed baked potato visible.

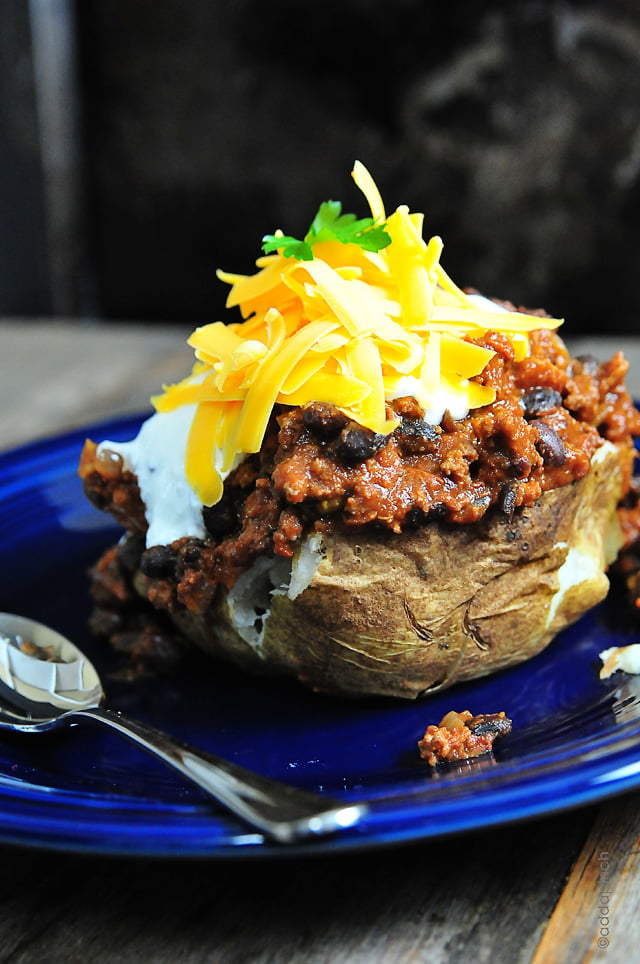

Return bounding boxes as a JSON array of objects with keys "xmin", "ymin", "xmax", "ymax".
[
  {"xmin": 80, "ymin": 163, "xmax": 640, "ymax": 698},
  {"xmin": 186, "ymin": 441, "xmax": 624, "ymax": 698}
]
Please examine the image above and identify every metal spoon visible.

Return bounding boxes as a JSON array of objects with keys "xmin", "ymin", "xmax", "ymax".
[{"xmin": 0, "ymin": 612, "xmax": 366, "ymax": 844}]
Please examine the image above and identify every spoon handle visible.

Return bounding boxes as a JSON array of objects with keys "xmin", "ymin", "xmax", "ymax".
[{"xmin": 65, "ymin": 706, "xmax": 365, "ymax": 843}]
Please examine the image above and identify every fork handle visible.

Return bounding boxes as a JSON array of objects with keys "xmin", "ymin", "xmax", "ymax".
[{"xmin": 66, "ymin": 705, "xmax": 365, "ymax": 843}]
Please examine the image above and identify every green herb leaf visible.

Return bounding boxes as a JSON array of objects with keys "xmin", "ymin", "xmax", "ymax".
[
  {"xmin": 262, "ymin": 234, "xmax": 314, "ymax": 261},
  {"xmin": 261, "ymin": 200, "xmax": 391, "ymax": 261},
  {"xmin": 308, "ymin": 200, "xmax": 344, "ymax": 238}
]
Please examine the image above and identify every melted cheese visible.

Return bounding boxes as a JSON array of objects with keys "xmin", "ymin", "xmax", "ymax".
[{"xmin": 155, "ymin": 163, "xmax": 563, "ymax": 506}]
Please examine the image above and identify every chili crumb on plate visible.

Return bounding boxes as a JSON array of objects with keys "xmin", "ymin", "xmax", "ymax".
[{"xmin": 418, "ymin": 710, "xmax": 513, "ymax": 766}]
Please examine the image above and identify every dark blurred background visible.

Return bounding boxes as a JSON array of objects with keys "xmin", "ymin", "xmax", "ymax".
[{"xmin": 2, "ymin": 0, "xmax": 640, "ymax": 331}]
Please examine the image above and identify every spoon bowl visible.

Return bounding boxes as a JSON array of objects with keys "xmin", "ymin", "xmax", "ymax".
[
  {"xmin": 0, "ymin": 612, "xmax": 103, "ymax": 715},
  {"xmin": 0, "ymin": 612, "xmax": 366, "ymax": 843}
]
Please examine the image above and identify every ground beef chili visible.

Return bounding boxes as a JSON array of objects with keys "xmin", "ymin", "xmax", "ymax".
[
  {"xmin": 87, "ymin": 534, "xmax": 189, "ymax": 675},
  {"xmin": 79, "ymin": 326, "xmax": 640, "ymax": 640},
  {"xmin": 418, "ymin": 710, "xmax": 513, "ymax": 765}
]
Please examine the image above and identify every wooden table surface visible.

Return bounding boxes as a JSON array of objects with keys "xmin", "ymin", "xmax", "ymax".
[{"xmin": 1, "ymin": 320, "xmax": 640, "ymax": 964}]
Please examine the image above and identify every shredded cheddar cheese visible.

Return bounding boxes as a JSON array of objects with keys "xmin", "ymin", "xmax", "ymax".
[{"xmin": 154, "ymin": 162, "xmax": 563, "ymax": 506}]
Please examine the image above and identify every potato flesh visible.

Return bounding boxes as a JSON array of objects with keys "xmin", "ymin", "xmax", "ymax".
[{"xmin": 176, "ymin": 442, "xmax": 624, "ymax": 699}]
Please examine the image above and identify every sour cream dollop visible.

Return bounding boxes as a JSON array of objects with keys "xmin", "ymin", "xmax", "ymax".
[{"xmin": 99, "ymin": 405, "xmax": 206, "ymax": 547}]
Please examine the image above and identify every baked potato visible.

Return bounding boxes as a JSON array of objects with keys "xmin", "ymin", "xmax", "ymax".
[{"xmin": 161, "ymin": 441, "xmax": 624, "ymax": 699}]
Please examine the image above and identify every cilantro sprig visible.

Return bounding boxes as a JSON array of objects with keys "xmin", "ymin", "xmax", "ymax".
[{"xmin": 262, "ymin": 200, "xmax": 391, "ymax": 261}]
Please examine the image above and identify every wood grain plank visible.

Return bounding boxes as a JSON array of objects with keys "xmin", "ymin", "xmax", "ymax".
[
  {"xmin": 531, "ymin": 791, "xmax": 640, "ymax": 963},
  {"xmin": 0, "ymin": 806, "xmax": 594, "ymax": 964}
]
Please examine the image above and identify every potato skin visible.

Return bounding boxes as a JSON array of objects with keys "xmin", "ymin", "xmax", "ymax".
[{"xmin": 168, "ymin": 443, "xmax": 624, "ymax": 699}]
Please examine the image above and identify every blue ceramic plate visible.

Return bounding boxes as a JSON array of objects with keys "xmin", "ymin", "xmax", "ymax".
[{"xmin": 1, "ymin": 415, "xmax": 640, "ymax": 858}]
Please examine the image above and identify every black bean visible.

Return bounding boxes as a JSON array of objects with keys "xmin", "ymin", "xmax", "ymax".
[
  {"xmin": 466, "ymin": 713, "xmax": 513, "ymax": 737},
  {"xmin": 302, "ymin": 402, "xmax": 348, "ymax": 439},
  {"xmin": 498, "ymin": 482, "xmax": 518, "ymax": 519},
  {"xmin": 522, "ymin": 387, "xmax": 563, "ymax": 418},
  {"xmin": 337, "ymin": 422, "xmax": 388, "ymax": 463},
  {"xmin": 427, "ymin": 502, "xmax": 448, "ymax": 521},
  {"xmin": 531, "ymin": 419, "xmax": 567, "ymax": 466},
  {"xmin": 180, "ymin": 543, "xmax": 203, "ymax": 568},
  {"xmin": 404, "ymin": 506, "xmax": 427, "ymax": 527},
  {"xmin": 575, "ymin": 353, "xmax": 600, "ymax": 375},
  {"xmin": 202, "ymin": 496, "xmax": 237, "ymax": 538},
  {"xmin": 399, "ymin": 418, "xmax": 439, "ymax": 441},
  {"xmin": 397, "ymin": 417, "xmax": 439, "ymax": 454},
  {"xmin": 140, "ymin": 545, "xmax": 176, "ymax": 578}
]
